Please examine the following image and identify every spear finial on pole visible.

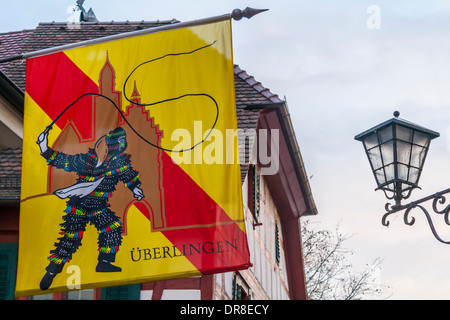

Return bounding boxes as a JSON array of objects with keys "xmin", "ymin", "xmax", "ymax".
[{"xmin": 231, "ymin": 7, "xmax": 269, "ymax": 21}]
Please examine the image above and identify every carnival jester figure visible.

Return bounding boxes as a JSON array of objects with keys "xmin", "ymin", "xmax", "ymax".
[{"xmin": 36, "ymin": 127, "xmax": 144, "ymax": 291}]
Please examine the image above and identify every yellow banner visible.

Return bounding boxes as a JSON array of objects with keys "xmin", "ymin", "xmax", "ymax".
[{"xmin": 16, "ymin": 20, "xmax": 250, "ymax": 297}]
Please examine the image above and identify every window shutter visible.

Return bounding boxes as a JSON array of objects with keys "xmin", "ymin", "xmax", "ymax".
[
  {"xmin": 101, "ymin": 283, "xmax": 140, "ymax": 300},
  {"xmin": 232, "ymin": 275, "xmax": 242, "ymax": 300},
  {"xmin": 0, "ymin": 243, "xmax": 18, "ymax": 300},
  {"xmin": 275, "ymin": 222, "xmax": 281, "ymax": 265},
  {"xmin": 252, "ymin": 166, "xmax": 260, "ymax": 222}
]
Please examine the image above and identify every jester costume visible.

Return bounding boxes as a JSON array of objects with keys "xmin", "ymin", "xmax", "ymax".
[{"xmin": 39, "ymin": 127, "xmax": 142, "ymax": 290}]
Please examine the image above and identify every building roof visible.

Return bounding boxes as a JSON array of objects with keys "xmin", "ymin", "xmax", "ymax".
[
  {"xmin": 0, "ymin": 21, "xmax": 316, "ymax": 218},
  {"xmin": 0, "ymin": 29, "xmax": 33, "ymax": 75},
  {"xmin": 0, "ymin": 148, "xmax": 21, "ymax": 200},
  {"xmin": 0, "ymin": 21, "xmax": 179, "ymax": 90}
]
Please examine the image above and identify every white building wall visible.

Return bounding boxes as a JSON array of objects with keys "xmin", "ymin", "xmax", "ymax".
[
  {"xmin": 214, "ymin": 166, "xmax": 290, "ymax": 300},
  {"xmin": 139, "ymin": 166, "xmax": 291, "ymax": 300}
]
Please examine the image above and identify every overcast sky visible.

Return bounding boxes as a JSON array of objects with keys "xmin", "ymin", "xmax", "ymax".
[{"xmin": 4, "ymin": 0, "xmax": 450, "ymax": 299}]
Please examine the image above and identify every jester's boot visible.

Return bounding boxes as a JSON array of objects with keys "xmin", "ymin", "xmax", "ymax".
[
  {"xmin": 39, "ymin": 262, "xmax": 64, "ymax": 291},
  {"xmin": 96, "ymin": 251, "xmax": 122, "ymax": 272}
]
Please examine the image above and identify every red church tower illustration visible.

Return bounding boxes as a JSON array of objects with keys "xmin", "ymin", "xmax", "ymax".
[{"xmin": 48, "ymin": 53, "xmax": 165, "ymax": 234}]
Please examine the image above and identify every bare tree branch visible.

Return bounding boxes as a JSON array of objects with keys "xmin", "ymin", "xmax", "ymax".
[{"xmin": 301, "ymin": 219, "xmax": 391, "ymax": 300}]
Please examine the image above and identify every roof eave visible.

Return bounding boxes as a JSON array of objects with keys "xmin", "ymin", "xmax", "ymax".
[
  {"xmin": 273, "ymin": 102, "xmax": 318, "ymax": 217},
  {"xmin": 0, "ymin": 70, "xmax": 24, "ymax": 114},
  {"xmin": 286, "ymin": 118, "xmax": 317, "ymax": 216},
  {"xmin": 234, "ymin": 65, "xmax": 317, "ymax": 217}
]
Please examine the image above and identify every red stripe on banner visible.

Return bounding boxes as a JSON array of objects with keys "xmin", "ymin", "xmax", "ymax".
[
  {"xmin": 26, "ymin": 52, "xmax": 98, "ymax": 141},
  {"xmin": 162, "ymin": 152, "xmax": 233, "ymax": 228},
  {"xmin": 163, "ymin": 222, "xmax": 251, "ymax": 274},
  {"xmin": 159, "ymin": 152, "xmax": 251, "ymax": 273}
]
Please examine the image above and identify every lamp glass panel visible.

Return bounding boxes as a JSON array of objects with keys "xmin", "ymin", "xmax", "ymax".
[
  {"xmin": 410, "ymin": 145, "xmax": 427, "ymax": 169},
  {"xmin": 408, "ymin": 167, "xmax": 420, "ymax": 185},
  {"xmin": 363, "ymin": 132, "xmax": 379, "ymax": 150},
  {"xmin": 397, "ymin": 163, "xmax": 409, "ymax": 181},
  {"xmin": 367, "ymin": 146, "xmax": 383, "ymax": 170},
  {"xmin": 396, "ymin": 140, "xmax": 412, "ymax": 165},
  {"xmin": 384, "ymin": 163, "xmax": 395, "ymax": 182},
  {"xmin": 378, "ymin": 126, "xmax": 393, "ymax": 144},
  {"xmin": 396, "ymin": 125, "xmax": 413, "ymax": 143},
  {"xmin": 385, "ymin": 182, "xmax": 395, "ymax": 193},
  {"xmin": 380, "ymin": 141, "xmax": 394, "ymax": 165},
  {"xmin": 413, "ymin": 131, "xmax": 431, "ymax": 147},
  {"xmin": 374, "ymin": 168, "xmax": 386, "ymax": 185}
]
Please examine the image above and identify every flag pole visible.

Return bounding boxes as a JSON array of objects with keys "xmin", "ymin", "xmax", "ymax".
[{"xmin": 0, "ymin": 7, "xmax": 268, "ymax": 64}]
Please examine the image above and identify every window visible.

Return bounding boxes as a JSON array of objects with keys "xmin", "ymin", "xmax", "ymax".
[
  {"xmin": 248, "ymin": 165, "xmax": 261, "ymax": 225},
  {"xmin": 101, "ymin": 284, "xmax": 141, "ymax": 300},
  {"xmin": 30, "ymin": 293, "xmax": 54, "ymax": 300},
  {"xmin": 232, "ymin": 274, "xmax": 250, "ymax": 300},
  {"xmin": 29, "ymin": 286, "xmax": 137, "ymax": 300},
  {"xmin": 0, "ymin": 243, "xmax": 18, "ymax": 300},
  {"xmin": 68, "ymin": 289, "xmax": 95, "ymax": 300},
  {"xmin": 30, "ymin": 289, "xmax": 96, "ymax": 300}
]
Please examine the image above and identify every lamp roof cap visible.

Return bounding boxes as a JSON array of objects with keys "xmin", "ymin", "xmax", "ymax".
[{"xmin": 354, "ymin": 111, "xmax": 440, "ymax": 141}]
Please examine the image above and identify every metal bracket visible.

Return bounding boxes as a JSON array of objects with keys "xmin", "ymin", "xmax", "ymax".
[{"xmin": 382, "ymin": 187, "xmax": 450, "ymax": 244}]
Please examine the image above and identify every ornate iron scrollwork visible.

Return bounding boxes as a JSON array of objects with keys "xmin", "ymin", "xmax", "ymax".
[{"xmin": 382, "ymin": 188, "xmax": 450, "ymax": 244}]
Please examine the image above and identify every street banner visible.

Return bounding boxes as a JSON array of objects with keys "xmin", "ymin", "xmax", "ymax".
[{"xmin": 16, "ymin": 19, "xmax": 250, "ymax": 296}]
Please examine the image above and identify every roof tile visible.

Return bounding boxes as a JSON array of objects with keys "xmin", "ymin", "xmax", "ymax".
[{"xmin": 0, "ymin": 148, "xmax": 22, "ymax": 200}]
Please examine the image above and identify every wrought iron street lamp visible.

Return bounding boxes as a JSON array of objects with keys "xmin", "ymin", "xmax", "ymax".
[
  {"xmin": 355, "ymin": 111, "xmax": 439, "ymax": 208},
  {"xmin": 354, "ymin": 112, "xmax": 450, "ymax": 244}
]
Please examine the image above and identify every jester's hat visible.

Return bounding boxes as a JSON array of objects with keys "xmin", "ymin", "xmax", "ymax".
[{"xmin": 106, "ymin": 127, "xmax": 127, "ymax": 155}]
